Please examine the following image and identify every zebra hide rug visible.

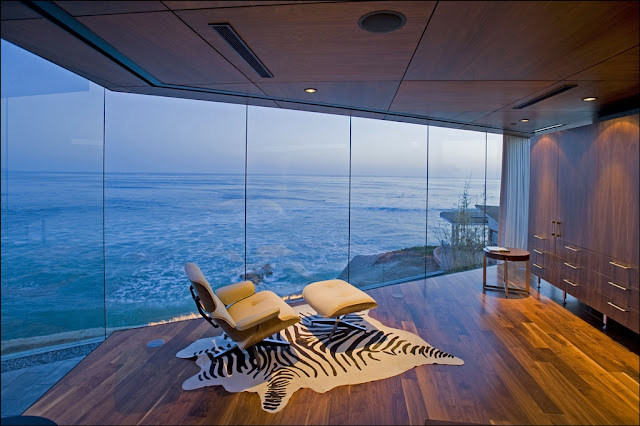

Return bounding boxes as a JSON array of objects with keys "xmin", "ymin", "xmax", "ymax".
[{"xmin": 176, "ymin": 305, "xmax": 464, "ymax": 413}]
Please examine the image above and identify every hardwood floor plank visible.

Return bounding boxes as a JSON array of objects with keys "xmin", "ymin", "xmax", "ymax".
[{"xmin": 23, "ymin": 266, "xmax": 638, "ymax": 425}]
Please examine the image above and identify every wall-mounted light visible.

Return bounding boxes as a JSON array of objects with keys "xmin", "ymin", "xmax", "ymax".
[
  {"xmin": 520, "ymin": 119, "xmax": 529, "ymax": 122},
  {"xmin": 304, "ymin": 88, "xmax": 317, "ymax": 93},
  {"xmin": 582, "ymin": 97, "xmax": 597, "ymax": 101}
]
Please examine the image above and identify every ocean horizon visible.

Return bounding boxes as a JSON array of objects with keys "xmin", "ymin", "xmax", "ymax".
[{"xmin": 1, "ymin": 171, "xmax": 499, "ymax": 350}]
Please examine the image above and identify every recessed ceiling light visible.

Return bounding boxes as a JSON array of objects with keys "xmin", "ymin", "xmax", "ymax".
[
  {"xmin": 520, "ymin": 119, "xmax": 529, "ymax": 122},
  {"xmin": 304, "ymin": 88, "xmax": 317, "ymax": 93},
  {"xmin": 358, "ymin": 11, "xmax": 406, "ymax": 33},
  {"xmin": 582, "ymin": 97, "xmax": 597, "ymax": 101}
]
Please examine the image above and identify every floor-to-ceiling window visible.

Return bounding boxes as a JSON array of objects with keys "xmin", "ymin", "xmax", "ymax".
[
  {"xmin": 246, "ymin": 106, "xmax": 349, "ymax": 300},
  {"xmin": 427, "ymin": 127, "xmax": 499, "ymax": 273},
  {"xmin": 349, "ymin": 118, "xmax": 428, "ymax": 287},
  {"xmin": 1, "ymin": 39, "xmax": 504, "ymax": 357},
  {"xmin": 1, "ymin": 40, "xmax": 105, "ymax": 356},
  {"xmin": 104, "ymin": 92, "xmax": 246, "ymax": 330}
]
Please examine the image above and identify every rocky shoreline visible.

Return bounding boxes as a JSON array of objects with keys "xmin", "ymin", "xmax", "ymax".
[{"xmin": 338, "ymin": 246, "xmax": 441, "ymax": 287}]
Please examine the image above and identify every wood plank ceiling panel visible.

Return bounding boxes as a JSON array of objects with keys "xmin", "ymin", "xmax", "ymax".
[
  {"xmin": 0, "ymin": 1, "xmax": 43, "ymax": 20},
  {"xmin": 504, "ymin": 80, "xmax": 639, "ymax": 112},
  {"xmin": 162, "ymin": 1, "xmax": 320, "ymax": 10},
  {"xmin": 120, "ymin": 86, "xmax": 279, "ymax": 108},
  {"xmin": 0, "ymin": 18, "xmax": 148, "ymax": 88},
  {"xmin": 472, "ymin": 111, "xmax": 596, "ymax": 134},
  {"xmin": 77, "ymin": 11, "xmax": 252, "ymax": 85},
  {"xmin": 570, "ymin": 47, "xmax": 640, "ymax": 82},
  {"xmin": 405, "ymin": 1, "xmax": 640, "ymax": 81},
  {"xmin": 55, "ymin": 1, "xmax": 168, "ymax": 16},
  {"xmin": 475, "ymin": 79, "xmax": 640, "ymax": 132},
  {"xmin": 188, "ymin": 83, "xmax": 269, "ymax": 96},
  {"xmin": 174, "ymin": 1, "xmax": 436, "ymax": 83},
  {"xmin": 390, "ymin": 80, "xmax": 555, "ymax": 121},
  {"xmin": 273, "ymin": 101, "xmax": 386, "ymax": 120},
  {"xmin": 257, "ymin": 81, "xmax": 401, "ymax": 110},
  {"xmin": 382, "ymin": 115, "xmax": 460, "ymax": 130}
]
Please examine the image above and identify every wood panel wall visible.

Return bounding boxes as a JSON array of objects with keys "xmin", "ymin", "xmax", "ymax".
[{"xmin": 529, "ymin": 112, "xmax": 639, "ymax": 333}]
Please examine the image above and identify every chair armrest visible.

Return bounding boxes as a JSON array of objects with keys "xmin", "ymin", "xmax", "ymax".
[
  {"xmin": 234, "ymin": 306, "xmax": 281, "ymax": 331},
  {"xmin": 215, "ymin": 280, "xmax": 255, "ymax": 305}
]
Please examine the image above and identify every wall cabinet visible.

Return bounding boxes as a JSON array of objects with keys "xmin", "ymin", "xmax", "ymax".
[{"xmin": 528, "ymin": 113, "xmax": 639, "ymax": 334}]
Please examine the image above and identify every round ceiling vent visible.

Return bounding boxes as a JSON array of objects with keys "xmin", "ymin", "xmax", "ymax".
[{"xmin": 358, "ymin": 10, "xmax": 407, "ymax": 33}]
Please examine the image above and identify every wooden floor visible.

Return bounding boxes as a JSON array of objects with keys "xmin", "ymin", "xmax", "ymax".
[{"xmin": 25, "ymin": 266, "xmax": 639, "ymax": 425}]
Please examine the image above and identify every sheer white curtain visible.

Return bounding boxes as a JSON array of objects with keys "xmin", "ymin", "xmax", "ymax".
[{"xmin": 498, "ymin": 134, "xmax": 530, "ymax": 249}]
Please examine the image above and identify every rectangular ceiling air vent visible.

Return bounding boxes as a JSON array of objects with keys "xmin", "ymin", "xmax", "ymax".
[
  {"xmin": 210, "ymin": 24, "xmax": 273, "ymax": 78},
  {"xmin": 513, "ymin": 85, "xmax": 578, "ymax": 109}
]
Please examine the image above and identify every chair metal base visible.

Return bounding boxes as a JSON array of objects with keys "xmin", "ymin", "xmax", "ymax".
[
  {"xmin": 311, "ymin": 315, "xmax": 367, "ymax": 339},
  {"xmin": 250, "ymin": 337, "xmax": 291, "ymax": 359},
  {"xmin": 212, "ymin": 335, "xmax": 291, "ymax": 359}
]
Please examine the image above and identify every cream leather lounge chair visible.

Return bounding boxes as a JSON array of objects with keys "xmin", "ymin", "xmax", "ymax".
[{"xmin": 184, "ymin": 262, "xmax": 300, "ymax": 358}]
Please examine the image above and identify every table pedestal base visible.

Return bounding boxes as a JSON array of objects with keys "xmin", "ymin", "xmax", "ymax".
[{"xmin": 482, "ymin": 249, "xmax": 530, "ymax": 298}]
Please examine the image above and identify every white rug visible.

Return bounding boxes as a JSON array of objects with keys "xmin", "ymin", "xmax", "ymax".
[{"xmin": 177, "ymin": 305, "xmax": 464, "ymax": 413}]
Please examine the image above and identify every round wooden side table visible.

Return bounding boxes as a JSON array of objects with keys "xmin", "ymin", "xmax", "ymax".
[{"xmin": 482, "ymin": 247, "xmax": 530, "ymax": 297}]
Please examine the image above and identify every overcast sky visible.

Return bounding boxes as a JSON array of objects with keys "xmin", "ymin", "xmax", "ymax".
[{"xmin": 1, "ymin": 39, "xmax": 501, "ymax": 179}]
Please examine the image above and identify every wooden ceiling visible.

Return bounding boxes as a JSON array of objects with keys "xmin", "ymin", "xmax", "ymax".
[{"xmin": 1, "ymin": 1, "xmax": 638, "ymax": 136}]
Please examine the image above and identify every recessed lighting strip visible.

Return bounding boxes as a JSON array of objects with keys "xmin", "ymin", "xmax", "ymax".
[
  {"xmin": 513, "ymin": 85, "xmax": 578, "ymax": 109},
  {"xmin": 533, "ymin": 123, "xmax": 565, "ymax": 133},
  {"xmin": 210, "ymin": 24, "xmax": 273, "ymax": 78}
]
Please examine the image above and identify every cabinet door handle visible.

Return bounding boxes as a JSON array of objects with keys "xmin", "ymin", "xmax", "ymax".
[
  {"xmin": 551, "ymin": 220, "xmax": 556, "ymax": 237},
  {"xmin": 608, "ymin": 281, "xmax": 627, "ymax": 291},
  {"xmin": 533, "ymin": 263, "xmax": 543, "ymax": 269},
  {"xmin": 564, "ymin": 245, "xmax": 579, "ymax": 252},
  {"xmin": 555, "ymin": 221, "xmax": 561, "ymax": 237},
  {"xmin": 563, "ymin": 262, "xmax": 578, "ymax": 269},
  {"xmin": 563, "ymin": 279, "xmax": 578, "ymax": 287},
  {"xmin": 609, "ymin": 261, "xmax": 630, "ymax": 270},
  {"xmin": 607, "ymin": 301, "xmax": 627, "ymax": 312},
  {"xmin": 533, "ymin": 249, "xmax": 543, "ymax": 254},
  {"xmin": 534, "ymin": 235, "xmax": 545, "ymax": 240}
]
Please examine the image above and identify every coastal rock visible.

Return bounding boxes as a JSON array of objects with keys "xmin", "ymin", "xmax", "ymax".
[
  {"xmin": 338, "ymin": 248, "xmax": 440, "ymax": 287},
  {"xmin": 241, "ymin": 264, "xmax": 273, "ymax": 284}
]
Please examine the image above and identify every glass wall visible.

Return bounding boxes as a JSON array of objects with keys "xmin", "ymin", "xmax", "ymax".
[
  {"xmin": 246, "ymin": 107, "xmax": 349, "ymax": 300},
  {"xmin": 1, "ymin": 40, "xmax": 105, "ymax": 356},
  {"xmin": 427, "ymin": 128, "xmax": 502, "ymax": 273},
  {"xmin": 350, "ymin": 118, "xmax": 428, "ymax": 287},
  {"xmin": 104, "ymin": 92, "xmax": 246, "ymax": 330},
  {"xmin": 486, "ymin": 133, "xmax": 503, "ymax": 246},
  {"xmin": 1, "ymin": 39, "xmax": 504, "ymax": 356}
]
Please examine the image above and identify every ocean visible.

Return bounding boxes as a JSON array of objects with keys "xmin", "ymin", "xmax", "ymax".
[{"xmin": 0, "ymin": 172, "xmax": 499, "ymax": 348}]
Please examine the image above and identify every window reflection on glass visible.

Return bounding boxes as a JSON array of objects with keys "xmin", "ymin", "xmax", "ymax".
[
  {"xmin": 1, "ymin": 40, "xmax": 105, "ymax": 356},
  {"xmin": 350, "ymin": 118, "xmax": 428, "ymax": 288},
  {"xmin": 104, "ymin": 93, "xmax": 246, "ymax": 330},
  {"xmin": 485, "ymin": 133, "xmax": 503, "ymax": 246},
  {"xmin": 246, "ymin": 106, "xmax": 349, "ymax": 300},
  {"xmin": 428, "ymin": 127, "xmax": 500, "ymax": 274}
]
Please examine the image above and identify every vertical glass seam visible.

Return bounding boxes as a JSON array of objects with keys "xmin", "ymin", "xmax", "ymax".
[
  {"xmin": 102, "ymin": 88, "xmax": 107, "ymax": 340},
  {"xmin": 424, "ymin": 125, "xmax": 429, "ymax": 279},
  {"xmin": 347, "ymin": 116, "xmax": 352, "ymax": 283},
  {"xmin": 484, "ymin": 132, "xmax": 488, "ymax": 247},
  {"xmin": 244, "ymin": 104, "xmax": 248, "ymax": 279},
  {"xmin": 4, "ymin": 98, "xmax": 8, "ymax": 210}
]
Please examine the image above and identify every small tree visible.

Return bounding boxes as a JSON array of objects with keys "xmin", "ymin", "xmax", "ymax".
[{"xmin": 437, "ymin": 180, "xmax": 487, "ymax": 272}]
